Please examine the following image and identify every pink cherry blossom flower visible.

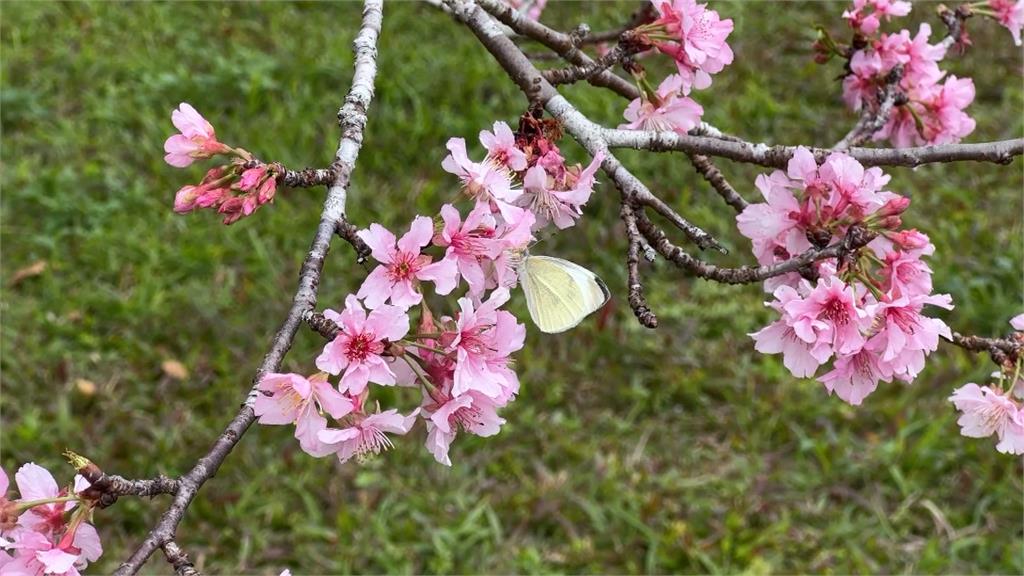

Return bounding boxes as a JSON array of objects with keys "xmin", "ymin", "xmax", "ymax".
[
  {"xmin": 735, "ymin": 170, "xmax": 807, "ymax": 266},
  {"xmin": 842, "ymin": 50, "xmax": 884, "ymax": 111},
  {"xmin": 480, "ymin": 121, "xmax": 528, "ymax": 172},
  {"xmin": 876, "ymin": 76, "xmax": 976, "ymax": 147},
  {"xmin": 819, "ymin": 346, "xmax": 894, "ymax": 405},
  {"xmin": 4, "ymin": 531, "xmax": 81, "ymax": 576},
  {"xmin": 442, "ymin": 288, "xmax": 525, "ymax": 399},
  {"xmin": 870, "ymin": 293, "xmax": 952, "ymax": 379},
  {"xmin": 516, "ymin": 152, "xmax": 604, "ymax": 231},
  {"xmin": 423, "ymin": 388, "xmax": 506, "ymax": 466},
  {"xmin": 843, "ymin": 0, "xmax": 911, "ymax": 34},
  {"xmin": 620, "ymin": 75, "xmax": 704, "ymax": 133},
  {"xmin": 647, "ymin": 0, "xmax": 735, "ymax": 92},
  {"xmin": 441, "ymin": 138, "xmax": 522, "ymax": 219},
  {"xmin": 253, "ymin": 372, "xmax": 353, "ymax": 457},
  {"xmin": 876, "ymin": 24, "xmax": 947, "ymax": 88},
  {"xmin": 1011, "ymin": 313, "xmax": 1024, "ymax": 331},
  {"xmin": 434, "ymin": 203, "xmax": 501, "ymax": 296},
  {"xmin": 14, "ymin": 464, "xmax": 74, "ymax": 536},
  {"xmin": 782, "ymin": 277, "xmax": 873, "ymax": 356},
  {"xmin": 316, "ymin": 296, "xmax": 410, "ymax": 394},
  {"xmin": 317, "ymin": 408, "xmax": 418, "ymax": 464},
  {"xmin": 949, "ymin": 383, "xmax": 1024, "ymax": 454},
  {"xmin": 989, "ymin": 0, "xmax": 1024, "ymax": 45},
  {"xmin": 356, "ymin": 217, "xmax": 459, "ymax": 309},
  {"xmin": 750, "ymin": 285, "xmax": 834, "ymax": 377},
  {"xmin": 163, "ymin": 103, "xmax": 231, "ymax": 168},
  {"xmin": 879, "ymin": 248, "xmax": 933, "ymax": 297}
]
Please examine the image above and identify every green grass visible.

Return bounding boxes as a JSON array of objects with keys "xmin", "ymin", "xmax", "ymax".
[{"xmin": 2, "ymin": 1, "xmax": 1022, "ymax": 574}]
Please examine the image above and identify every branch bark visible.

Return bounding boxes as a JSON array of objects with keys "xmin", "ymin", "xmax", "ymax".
[
  {"xmin": 113, "ymin": 2, "xmax": 384, "ymax": 573},
  {"xmin": 601, "ymin": 129, "xmax": 1024, "ymax": 168}
]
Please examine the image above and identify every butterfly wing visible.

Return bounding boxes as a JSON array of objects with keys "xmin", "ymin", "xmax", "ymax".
[{"xmin": 521, "ymin": 255, "xmax": 610, "ymax": 334}]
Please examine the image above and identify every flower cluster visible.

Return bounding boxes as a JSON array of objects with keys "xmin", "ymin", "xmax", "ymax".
[
  {"xmin": 949, "ymin": 315, "xmax": 1024, "ymax": 455},
  {"xmin": 822, "ymin": 2, "xmax": 985, "ymax": 147},
  {"xmin": 987, "ymin": 0, "xmax": 1024, "ymax": 45},
  {"xmin": 164, "ymin": 103, "xmax": 280, "ymax": 224},
  {"xmin": 0, "ymin": 463, "xmax": 102, "ymax": 575},
  {"xmin": 620, "ymin": 0, "xmax": 734, "ymax": 135},
  {"xmin": 254, "ymin": 117, "xmax": 604, "ymax": 466},
  {"xmin": 738, "ymin": 147, "xmax": 954, "ymax": 406}
]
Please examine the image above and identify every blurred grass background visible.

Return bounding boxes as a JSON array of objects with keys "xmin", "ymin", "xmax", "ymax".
[{"xmin": 2, "ymin": 1, "xmax": 1022, "ymax": 574}]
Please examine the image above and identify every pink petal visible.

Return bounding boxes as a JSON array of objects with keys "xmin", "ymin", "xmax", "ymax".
[
  {"xmin": 357, "ymin": 224, "xmax": 398, "ymax": 265},
  {"xmin": 398, "ymin": 216, "xmax": 434, "ymax": 254},
  {"xmin": 15, "ymin": 463, "xmax": 59, "ymax": 501}
]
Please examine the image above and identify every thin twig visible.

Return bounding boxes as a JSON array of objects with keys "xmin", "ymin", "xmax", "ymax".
[
  {"xmin": 950, "ymin": 332, "xmax": 1022, "ymax": 367},
  {"xmin": 336, "ymin": 219, "xmax": 371, "ymax": 262},
  {"xmin": 113, "ymin": 2, "xmax": 384, "ymax": 574},
  {"xmin": 161, "ymin": 541, "xmax": 201, "ymax": 576},
  {"xmin": 689, "ymin": 153, "xmax": 748, "ymax": 212},
  {"xmin": 620, "ymin": 201, "xmax": 658, "ymax": 328}
]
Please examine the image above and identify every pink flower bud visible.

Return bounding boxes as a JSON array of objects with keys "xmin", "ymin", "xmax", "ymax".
[{"xmin": 877, "ymin": 196, "xmax": 911, "ymax": 218}]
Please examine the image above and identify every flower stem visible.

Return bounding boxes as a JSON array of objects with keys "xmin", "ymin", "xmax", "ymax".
[{"xmin": 15, "ymin": 495, "xmax": 79, "ymax": 512}]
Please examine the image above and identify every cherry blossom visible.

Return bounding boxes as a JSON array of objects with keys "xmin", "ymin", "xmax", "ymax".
[
  {"xmin": 441, "ymin": 288, "xmax": 525, "ymax": 399},
  {"xmin": 751, "ymin": 285, "xmax": 834, "ymax": 378},
  {"xmin": 480, "ymin": 121, "xmax": 527, "ymax": 172},
  {"xmin": 645, "ymin": 0, "xmax": 735, "ymax": 92},
  {"xmin": 316, "ymin": 295, "xmax": 410, "ymax": 394},
  {"xmin": 819, "ymin": 346, "xmax": 893, "ymax": 405},
  {"xmin": 163, "ymin": 103, "xmax": 231, "ymax": 168},
  {"xmin": 14, "ymin": 464, "xmax": 74, "ymax": 536},
  {"xmin": 949, "ymin": 383, "xmax": 1024, "ymax": 454},
  {"xmin": 870, "ymin": 293, "xmax": 953, "ymax": 380},
  {"xmin": 253, "ymin": 372, "xmax": 353, "ymax": 456},
  {"xmin": 423, "ymin": 387, "xmax": 506, "ymax": 467},
  {"xmin": 441, "ymin": 138, "xmax": 522, "ymax": 219},
  {"xmin": 317, "ymin": 408, "xmax": 418, "ymax": 464},
  {"xmin": 356, "ymin": 217, "xmax": 459, "ymax": 309},
  {"xmin": 989, "ymin": 0, "xmax": 1024, "ymax": 45},
  {"xmin": 843, "ymin": 0, "xmax": 911, "ymax": 34},
  {"xmin": 515, "ymin": 152, "xmax": 604, "ymax": 231},
  {"xmin": 173, "ymin": 167, "xmax": 232, "ymax": 213},
  {"xmin": 1011, "ymin": 313, "xmax": 1024, "ymax": 331},
  {"xmin": 433, "ymin": 203, "xmax": 501, "ymax": 296},
  {"xmin": 619, "ymin": 75, "xmax": 704, "ymax": 133}
]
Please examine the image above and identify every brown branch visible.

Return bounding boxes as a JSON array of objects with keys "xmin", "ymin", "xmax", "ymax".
[
  {"xmin": 278, "ymin": 165, "xmax": 337, "ymax": 188},
  {"xmin": 689, "ymin": 153, "xmax": 748, "ymax": 212},
  {"xmin": 577, "ymin": 2, "xmax": 657, "ymax": 45},
  {"xmin": 602, "ymin": 128, "xmax": 1024, "ymax": 168},
  {"xmin": 113, "ymin": 2, "xmax": 384, "ymax": 574},
  {"xmin": 950, "ymin": 332, "xmax": 1022, "ymax": 367},
  {"xmin": 336, "ymin": 219, "xmax": 371, "ymax": 263},
  {"xmin": 161, "ymin": 541, "xmax": 201, "ymax": 576},
  {"xmin": 81, "ymin": 473, "xmax": 179, "ymax": 509},
  {"xmin": 619, "ymin": 201, "xmax": 658, "ymax": 328},
  {"xmin": 633, "ymin": 209, "xmax": 871, "ymax": 284},
  {"xmin": 542, "ymin": 43, "xmax": 630, "ymax": 87},
  {"xmin": 305, "ymin": 311, "xmax": 342, "ymax": 340}
]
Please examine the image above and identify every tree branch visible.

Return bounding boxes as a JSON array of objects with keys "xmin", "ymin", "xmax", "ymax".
[
  {"xmin": 161, "ymin": 541, "xmax": 201, "ymax": 576},
  {"xmin": 113, "ymin": 2, "xmax": 384, "ymax": 573},
  {"xmin": 336, "ymin": 219, "xmax": 371, "ymax": 263},
  {"xmin": 447, "ymin": 0, "xmax": 725, "ymax": 253},
  {"xmin": 688, "ymin": 153, "xmax": 748, "ymax": 212},
  {"xmin": 601, "ymin": 129, "xmax": 1024, "ymax": 168},
  {"xmin": 950, "ymin": 332, "xmax": 1022, "ymax": 367},
  {"xmin": 619, "ymin": 201, "xmax": 658, "ymax": 328}
]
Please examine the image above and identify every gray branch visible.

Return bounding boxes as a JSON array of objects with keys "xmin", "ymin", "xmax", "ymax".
[{"xmin": 113, "ymin": 1, "xmax": 383, "ymax": 573}]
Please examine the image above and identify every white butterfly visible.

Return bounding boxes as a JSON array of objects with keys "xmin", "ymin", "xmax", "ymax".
[{"xmin": 517, "ymin": 254, "xmax": 610, "ymax": 334}]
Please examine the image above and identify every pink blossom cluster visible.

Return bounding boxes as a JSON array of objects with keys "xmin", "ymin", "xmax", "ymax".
[
  {"xmin": 987, "ymin": 0, "xmax": 1024, "ymax": 45},
  {"xmin": 0, "ymin": 464, "xmax": 102, "ymax": 575},
  {"xmin": 618, "ymin": 0, "xmax": 735, "ymax": 135},
  {"xmin": 948, "ymin": 315, "xmax": 1024, "ymax": 455},
  {"xmin": 164, "ymin": 103, "xmax": 279, "ymax": 224},
  {"xmin": 844, "ymin": 23, "xmax": 974, "ymax": 147},
  {"xmin": 738, "ymin": 147, "xmax": 955, "ymax": 406},
  {"xmin": 254, "ymin": 118, "xmax": 604, "ymax": 466},
  {"xmin": 834, "ymin": 3, "xmax": 978, "ymax": 147}
]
